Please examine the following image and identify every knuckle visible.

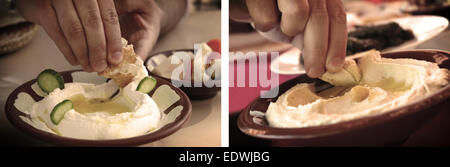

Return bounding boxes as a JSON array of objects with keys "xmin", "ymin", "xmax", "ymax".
[
  {"xmin": 310, "ymin": 1, "xmax": 328, "ymax": 16},
  {"xmin": 311, "ymin": 8, "xmax": 328, "ymax": 17},
  {"xmin": 67, "ymin": 21, "xmax": 84, "ymax": 38},
  {"xmin": 84, "ymin": 9, "xmax": 101, "ymax": 28},
  {"xmin": 90, "ymin": 56, "xmax": 104, "ymax": 65},
  {"xmin": 329, "ymin": 9, "xmax": 347, "ymax": 24},
  {"xmin": 103, "ymin": 8, "xmax": 119, "ymax": 25}
]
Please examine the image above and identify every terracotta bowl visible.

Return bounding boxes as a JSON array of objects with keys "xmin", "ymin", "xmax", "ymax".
[
  {"xmin": 5, "ymin": 70, "xmax": 192, "ymax": 146},
  {"xmin": 238, "ymin": 50, "xmax": 450, "ymax": 146},
  {"xmin": 145, "ymin": 49, "xmax": 220, "ymax": 100}
]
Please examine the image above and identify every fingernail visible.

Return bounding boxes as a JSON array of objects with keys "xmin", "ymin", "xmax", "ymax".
[
  {"xmin": 307, "ymin": 66, "xmax": 324, "ymax": 78},
  {"xmin": 111, "ymin": 51, "xmax": 122, "ymax": 63}
]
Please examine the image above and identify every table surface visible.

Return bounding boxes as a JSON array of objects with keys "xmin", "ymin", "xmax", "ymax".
[
  {"xmin": 228, "ymin": 28, "xmax": 450, "ymax": 146},
  {"xmin": 0, "ymin": 10, "xmax": 221, "ymax": 147}
]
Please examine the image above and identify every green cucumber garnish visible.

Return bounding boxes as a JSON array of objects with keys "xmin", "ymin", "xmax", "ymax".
[
  {"xmin": 37, "ymin": 69, "xmax": 64, "ymax": 94},
  {"xmin": 50, "ymin": 100, "xmax": 73, "ymax": 125},
  {"xmin": 136, "ymin": 77, "xmax": 157, "ymax": 94}
]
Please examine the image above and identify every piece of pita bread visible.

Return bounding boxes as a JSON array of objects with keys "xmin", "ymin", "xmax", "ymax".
[{"xmin": 98, "ymin": 38, "xmax": 137, "ymax": 87}]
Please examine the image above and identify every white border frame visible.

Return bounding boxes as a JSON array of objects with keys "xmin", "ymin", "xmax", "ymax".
[{"xmin": 221, "ymin": 0, "xmax": 229, "ymax": 147}]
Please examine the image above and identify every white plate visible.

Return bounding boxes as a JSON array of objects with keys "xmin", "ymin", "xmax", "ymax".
[{"xmin": 271, "ymin": 15, "xmax": 449, "ymax": 75}]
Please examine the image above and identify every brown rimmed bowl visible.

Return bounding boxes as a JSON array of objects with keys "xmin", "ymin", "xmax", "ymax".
[
  {"xmin": 145, "ymin": 49, "xmax": 220, "ymax": 100},
  {"xmin": 238, "ymin": 49, "xmax": 450, "ymax": 146},
  {"xmin": 5, "ymin": 70, "xmax": 192, "ymax": 146}
]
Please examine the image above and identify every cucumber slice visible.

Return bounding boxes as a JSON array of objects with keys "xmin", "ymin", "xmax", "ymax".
[
  {"xmin": 50, "ymin": 100, "xmax": 73, "ymax": 125},
  {"xmin": 37, "ymin": 69, "xmax": 64, "ymax": 94},
  {"xmin": 136, "ymin": 77, "xmax": 157, "ymax": 94}
]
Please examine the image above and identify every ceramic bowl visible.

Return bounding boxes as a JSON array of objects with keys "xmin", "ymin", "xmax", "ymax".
[
  {"xmin": 238, "ymin": 50, "xmax": 450, "ymax": 146},
  {"xmin": 145, "ymin": 49, "xmax": 220, "ymax": 100},
  {"xmin": 5, "ymin": 70, "xmax": 192, "ymax": 146}
]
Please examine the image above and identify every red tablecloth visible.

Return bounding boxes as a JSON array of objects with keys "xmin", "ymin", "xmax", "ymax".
[{"xmin": 229, "ymin": 54, "xmax": 297, "ymax": 113}]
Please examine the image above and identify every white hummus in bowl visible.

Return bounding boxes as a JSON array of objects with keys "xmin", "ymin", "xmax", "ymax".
[
  {"xmin": 26, "ymin": 79, "xmax": 160, "ymax": 140},
  {"xmin": 9, "ymin": 40, "xmax": 188, "ymax": 142},
  {"xmin": 266, "ymin": 50, "xmax": 449, "ymax": 128},
  {"xmin": 13, "ymin": 62, "xmax": 165, "ymax": 140},
  {"xmin": 9, "ymin": 69, "xmax": 189, "ymax": 144}
]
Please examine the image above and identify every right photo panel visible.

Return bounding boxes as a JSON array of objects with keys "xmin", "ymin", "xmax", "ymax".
[{"xmin": 229, "ymin": 0, "xmax": 450, "ymax": 146}]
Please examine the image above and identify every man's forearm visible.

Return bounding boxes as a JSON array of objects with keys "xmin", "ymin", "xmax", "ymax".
[{"xmin": 156, "ymin": 0, "xmax": 188, "ymax": 35}]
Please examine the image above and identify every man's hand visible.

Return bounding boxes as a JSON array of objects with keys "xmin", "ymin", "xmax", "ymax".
[
  {"xmin": 14, "ymin": 0, "xmax": 186, "ymax": 72},
  {"xmin": 114, "ymin": 0, "xmax": 164, "ymax": 60},
  {"xmin": 15, "ymin": 0, "xmax": 123, "ymax": 72},
  {"xmin": 231, "ymin": 0, "xmax": 348, "ymax": 78}
]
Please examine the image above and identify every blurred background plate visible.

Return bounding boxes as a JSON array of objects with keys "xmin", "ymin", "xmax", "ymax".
[
  {"xmin": 0, "ymin": 22, "xmax": 38, "ymax": 55},
  {"xmin": 270, "ymin": 15, "xmax": 449, "ymax": 75}
]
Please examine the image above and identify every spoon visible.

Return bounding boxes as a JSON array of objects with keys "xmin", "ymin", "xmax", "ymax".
[
  {"xmin": 313, "ymin": 79, "xmax": 334, "ymax": 93},
  {"xmin": 105, "ymin": 78, "xmax": 120, "ymax": 100},
  {"xmin": 108, "ymin": 89, "xmax": 120, "ymax": 100}
]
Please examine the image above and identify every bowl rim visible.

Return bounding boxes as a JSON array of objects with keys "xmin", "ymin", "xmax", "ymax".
[
  {"xmin": 145, "ymin": 49, "xmax": 220, "ymax": 90},
  {"xmin": 238, "ymin": 49, "xmax": 450, "ymax": 140},
  {"xmin": 5, "ymin": 70, "xmax": 192, "ymax": 146}
]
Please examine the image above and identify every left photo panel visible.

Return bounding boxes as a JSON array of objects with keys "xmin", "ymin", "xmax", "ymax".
[{"xmin": 0, "ymin": 0, "xmax": 221, "ymax": 146}]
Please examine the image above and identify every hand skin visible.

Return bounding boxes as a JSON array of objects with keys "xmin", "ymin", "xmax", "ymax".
[
  {"xmin": 14, "ymin": 0, "xmax": 186, "ymax": 72},
  {"xmin": 230, "ymin": 0, "xmax": 348, "ymax": 78}
]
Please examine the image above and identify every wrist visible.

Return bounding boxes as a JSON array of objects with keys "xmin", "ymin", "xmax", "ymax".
[{"xmin": 155, "ymin": 0, "xmax": 187, "ymax": 35}]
